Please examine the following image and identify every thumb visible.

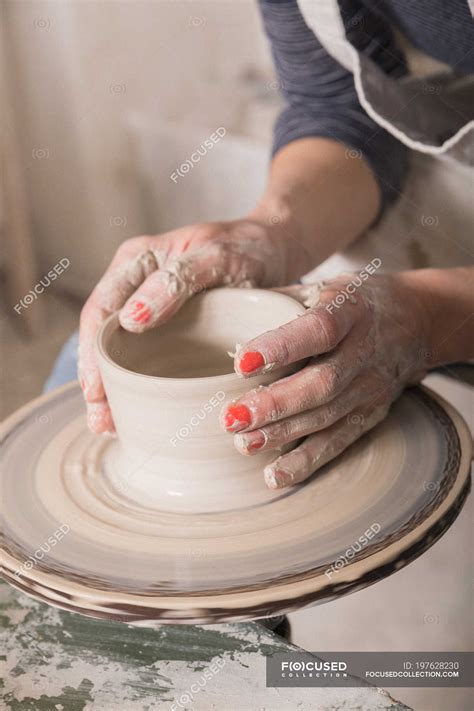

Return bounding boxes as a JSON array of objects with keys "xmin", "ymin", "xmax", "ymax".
[{"xmin": 119, "ymin": 242, "xmax": 264, "ymax": 332}]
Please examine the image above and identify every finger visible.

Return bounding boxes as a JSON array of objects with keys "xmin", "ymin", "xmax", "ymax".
[
  {"xmin": 263, "ymin": 402, "xmax": 389, "ymax": 489},
  {"xmin": 222, "ymin": 326, "xmax": 368, "ymax": 432},
  {"xmin": 233, "ymin": 372, "xmax": 372, "ymax": 454},
  {"xmin": 79, "ymin": 247, "xmax": 161, "ymax": 397},
  {"xmin": 79, "ymin": 304, "xmax": 114, "ymax": 434},
  {"xmin": 221, "ymin": 357, "xmax": 350, "ymax": 433},
  {"xmin": 119, "ymin": 240, "xmax": 266, "ymax": 333},
  {"xmin": 79, "ymin": 303, "xmax": 109, "ymax": 403},
  {"xmin": 86, "ymin": 401, "xmax": 115, "ymax": 434},
  {"xmin": 79, "ymin": 247, "xmax": 160, "ymax": 431},
  {"xmin": 234, "ymin": 301, "xmax": 358, "ymax": 377}
]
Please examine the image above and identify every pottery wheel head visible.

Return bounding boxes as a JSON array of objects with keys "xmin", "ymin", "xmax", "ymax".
[{"xmin": 0, "ymin": 381, "xmax": 471, "ymax": 624}]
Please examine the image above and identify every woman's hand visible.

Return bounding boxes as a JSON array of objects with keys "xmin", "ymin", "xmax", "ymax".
[
  {"xmin": 221, "ymin": 273, "xmax": 433, "ymax": 489},
  {"xmin": 79, "ymin": 136, "xmax": 382, "ymax": 434},
  {"xmin": 79, "ymin": 219, "xmax": 289, "ymax": 433}
]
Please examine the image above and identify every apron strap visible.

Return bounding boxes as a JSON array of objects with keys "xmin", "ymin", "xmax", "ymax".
[{"xmin": 298, "ymin": 0, "xmax": 474, "ymax": 162}]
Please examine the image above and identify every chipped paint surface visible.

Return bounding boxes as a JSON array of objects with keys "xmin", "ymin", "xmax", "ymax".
[{"xmin": 0, "ymin": 582, "xmax": 410, "ymax": 710}]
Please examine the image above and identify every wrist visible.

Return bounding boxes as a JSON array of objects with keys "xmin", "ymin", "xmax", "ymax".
[
  {"xmin": 246, "ymin": 197, "xmax": 309, "ymax": 282},
  {"xmin": 246, "ymin": 138, "xmax": 381, "ymax": 281},
  {"xmin": 390, "ymin": 271, "xmax": 434, "ymax": 371},
  {"xmin": 393, "ymin": 268, "xmax": 474, "ymax": 368}
]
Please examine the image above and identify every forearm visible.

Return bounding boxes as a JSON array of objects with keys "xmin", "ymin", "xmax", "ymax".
[
  {"xmin": 247, "ymin": 137, "xmax": 381, "ymax": 281},
  {"xmin": 398, "ymin": 267, "xmax": 474, "ymax": 367}
]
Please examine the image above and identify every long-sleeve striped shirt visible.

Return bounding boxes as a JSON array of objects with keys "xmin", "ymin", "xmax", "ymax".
[{"xmin": 258, "ymin": 0, "xmax": 474, "ymax": 207}]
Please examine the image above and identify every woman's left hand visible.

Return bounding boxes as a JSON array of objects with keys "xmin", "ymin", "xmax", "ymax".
[{"xmin": 220, "ymin": 273, "xmax": 432, "ymax": 489}]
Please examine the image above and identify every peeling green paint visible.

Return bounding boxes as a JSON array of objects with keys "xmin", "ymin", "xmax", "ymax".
[
  {"xmin": 4, "ymin": 678, "xmax": 94, "ymax": 710},
  {"xmin": 9, "ymin": 665, "xmax": 25, "ymax": 677},
  {"xmin": 1, "ymin": 581, "xmax": 411, "ymax": 710},
  {"xmin": 29, "ymin": 611, "xmax": 289, "ymax": 667}
]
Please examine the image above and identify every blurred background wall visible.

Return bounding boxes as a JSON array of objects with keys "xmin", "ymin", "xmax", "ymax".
[{"xmin": 2, "ymin": 0, "xmax": 281, "ymax": 299}]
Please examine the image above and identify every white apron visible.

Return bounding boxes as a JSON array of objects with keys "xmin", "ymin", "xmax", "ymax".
[{"xmin": 298, "ymin": 0, "xmax": 474, "ymax": 281}]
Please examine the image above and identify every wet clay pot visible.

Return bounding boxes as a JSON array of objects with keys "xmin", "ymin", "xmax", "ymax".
[{"xmin": 96, "ymin": 288, "xmax": 305, "ymax": 514}]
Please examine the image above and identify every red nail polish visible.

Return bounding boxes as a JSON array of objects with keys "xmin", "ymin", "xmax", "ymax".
[
  {"xmin": 133, "ymin": 307, "xmax": 151, "ymax": 323},
  {"xmin": 239, "ymin": 351, "xmax": 265, "ymax": 374},
  {"xmin": 224, "ymin": 404, "xmax": 251, "ymax": 430}
]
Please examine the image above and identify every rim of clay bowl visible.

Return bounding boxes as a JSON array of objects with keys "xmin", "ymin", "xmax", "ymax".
[{"xmin": 96, "ymin": 287, "xmax": 306, "ymax": 385}]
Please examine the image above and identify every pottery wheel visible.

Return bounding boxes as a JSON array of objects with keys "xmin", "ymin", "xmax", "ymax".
[{"xmin": 1, "ymin": 383, "xmax": 471, "ymax": 624}]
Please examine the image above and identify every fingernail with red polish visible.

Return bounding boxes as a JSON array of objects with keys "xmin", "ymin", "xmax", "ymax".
[
  {"xmin": 238, "ymin": 351, "xmax": 265, "ymax": 374},
  {"xmin": 132, "ymin": 302, "xmax": 152, "ymax": 324},
  {"xmin": 223, "ymin": 404, "xmax": 252, "ymax": 431},
  {"xmin": 235, "ymin": 429, "xmax": 267, "ymax": 454},
  {"xmin": 122, "ymin": 300, "xmax": 152, "ymax": 325}
]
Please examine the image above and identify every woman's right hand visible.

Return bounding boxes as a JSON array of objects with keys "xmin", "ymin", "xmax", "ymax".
[{"xmin": 79, "ymin": 218, "xmax": 289, "ymax": 433}]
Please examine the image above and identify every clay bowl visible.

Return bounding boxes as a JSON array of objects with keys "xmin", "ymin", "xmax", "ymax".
[{"xmin": 96, "ymin": 288, "xmax": 305, "ymax": 514}]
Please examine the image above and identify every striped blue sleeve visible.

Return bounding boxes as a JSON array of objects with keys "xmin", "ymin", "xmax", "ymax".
[{"xmin": 258, "ymin": 0, "xmax": 408, "ymax": 208}]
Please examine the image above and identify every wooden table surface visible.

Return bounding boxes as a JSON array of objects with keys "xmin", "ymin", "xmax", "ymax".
[{"xmin": 0, "ymin": 581, "xmax": 410, "ymax": 710}]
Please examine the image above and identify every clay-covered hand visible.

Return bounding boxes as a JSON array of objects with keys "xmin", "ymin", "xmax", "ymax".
[
  {"xmin": 79, "ymin": 220, "xmax": 287, "ymax": 432},
  {"xmin": 221, "ymin": 274, "xmax": 431, "ymax": 489}
]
